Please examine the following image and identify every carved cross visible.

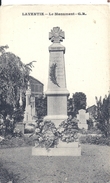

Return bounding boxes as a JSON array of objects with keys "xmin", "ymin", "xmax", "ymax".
[{"xmin": 49, "ymin": 27, "xmax": 65, "ymax": 43}]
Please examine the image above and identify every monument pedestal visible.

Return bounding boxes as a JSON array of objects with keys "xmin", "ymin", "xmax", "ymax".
[
  {"xmin": 44, "ymin": 90, "xmax": 69, "ymax": 127},
  {"xmin": 44, "ymin": 115, "xmax": 68, "ymax": 127}
]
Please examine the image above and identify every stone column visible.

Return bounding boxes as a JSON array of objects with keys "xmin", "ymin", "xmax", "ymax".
[
  {"xmin": 19, "ymin": 89, "xmax": 23, "ymax": 106},
  {"xmin": 23, "ymin": 82, "xmax": 31, "ymax": 123},
  {"xmin": 44, "ymin": 27, "xmax": 69, "ymax": 127},
  {"xmin": 31, "ymin": 96, "xmax": 36, "ymax": 119}
]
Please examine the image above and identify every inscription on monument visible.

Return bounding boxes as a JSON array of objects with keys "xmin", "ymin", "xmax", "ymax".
[{"xmin": 49, "ymin": 51, "xmax": 65, "ymax": 88}]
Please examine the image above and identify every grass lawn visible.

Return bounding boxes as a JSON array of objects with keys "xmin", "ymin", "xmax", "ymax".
[{"xmin": 0, "ymin": 144, "xmax": 110, "ymax": 183}]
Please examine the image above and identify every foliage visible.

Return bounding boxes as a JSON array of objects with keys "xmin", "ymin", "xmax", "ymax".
[
  {"xmin": 96, "ymin": 122, "xmax": 110, "ymax": 138},
  {"xmin": 72, "ymin": 92, "xmax": 87, "ymax": 115},
  {"xmin": 0, "ymin": 136, "xmax": 27, "ymax": 149},
  {"xmin": 0, "ymin": 45, "xmax": 9, "ymax": 54},
  {"xmin": 0, "ymin": 110, "xmax": 25, "ymax": 137},
  {"xmin": 12, "ymin": 106, "xmax": 25, "ymax": 123},
  {"xmin": 0, "ymin": 45, "xmax": 35, "ymax": 119},
  {"xmin": 67, "ymin": 98, "xmax": 75, "ymax": 117},
  {"xmin": 95, "ymin": 94, "xmax": 110, "ymax": 137},
  {"xmin": 0, "ymin": 100, "xmax": 14, "ymax": 119},
  {"xmin": 0, "ymin": 51, "xmax": 28, "ymax": 107},
  {"xmin": 35, "ymin": 96, "xmax": 47, "ymax": 119},
  {"xmin": 87, "ymin": 118, "xmax": 94, "ymax": 130},
  {"xmin": 80, "ymin": 135, "xmax": 110, "ymax": 146},
  {"xmin": 86, "ymin": 127, "xmax": 102, "ymax": 135}
]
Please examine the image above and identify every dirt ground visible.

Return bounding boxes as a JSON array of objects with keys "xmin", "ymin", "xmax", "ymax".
[{"xmin": 0, "ymin": 144, "xmax": 110, "ymax": 183}]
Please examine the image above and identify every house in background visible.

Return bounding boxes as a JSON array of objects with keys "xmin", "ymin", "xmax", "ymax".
[
  {"xmin": 29, "ymin": 76, "xmax": 44, "ymax": 97},
  {"xmin": 86, "ymin": 105, "xmax": 97, "ymax": 118},
  {"xmin": 23, "ymin": 76, "xmax": 44, "ymax": 124},
  {"xmin": 86, "ymin": 105, "xmax": 97, "ymax": 126}
]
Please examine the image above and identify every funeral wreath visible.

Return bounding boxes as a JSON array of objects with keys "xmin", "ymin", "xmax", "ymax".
[{"xmin": 31, "ymin": 117, "xmax": 79, "ymax": 149}]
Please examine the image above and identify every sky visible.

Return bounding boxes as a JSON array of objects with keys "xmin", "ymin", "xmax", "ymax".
[{"xmin": 0, "ymin": 5, "xmax": 110, "ymax": 107}]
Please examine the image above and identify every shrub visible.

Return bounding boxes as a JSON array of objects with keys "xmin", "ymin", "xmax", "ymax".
[
  {"xmin": 87, "ymin": 118, "xmax": 93, "ymax": 130},
  {"xmin": 95, "ymin": 95, "xmax": 110, "ymax": 137},
  {"xmin": 86, "ymin": 127, "xmax": 102, "ymax": 135},
  {"xmin": 80, "ymin": 135, "xmax": 110, "ymax": 146}
]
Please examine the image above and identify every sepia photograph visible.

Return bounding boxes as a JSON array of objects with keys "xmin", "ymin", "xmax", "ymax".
[{"xmin": 0, "ymin": 5, "xmax": 110, "ymax": 183}]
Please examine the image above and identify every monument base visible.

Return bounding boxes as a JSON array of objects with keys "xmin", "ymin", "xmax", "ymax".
[
  {"xmin": 32, "ymin": 142, "xmax": 81, "ymax": 156},
  {"xmin": 78, "ymin": 123, "xmax": 88, "ymax": 130},
  {"xmin": 44, "ymin": 115, "xmax": 68, "ymax": 127}
]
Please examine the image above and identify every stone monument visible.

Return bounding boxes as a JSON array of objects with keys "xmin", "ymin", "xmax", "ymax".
[
  {"xmin": 77, "ymin": 109, "xmax": 89, "ymax": 130},
  {"xmin": 23, "ymin": 81, "xmax": 36, "ymax": 124},
  {"xmin": 44, "ymin": 27, "xmax": 69, "ymax": 127},
  {"xmin": 32, "ymin": 27, "xmax": 81, "ymax": 156}
]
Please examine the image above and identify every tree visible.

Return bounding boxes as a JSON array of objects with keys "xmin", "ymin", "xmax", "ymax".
[
  {"xmin": 0, "ymin": 45, "xmax": 35, "ymax": 119},
  {"xmin": 67, "ymin": 97, "xmax": 74, "ymax": 117},
  {"xmin": 95, "ymin": 94, "xmax": 110, "ymax": 137},
  {"xmin": 72, "ymin": 92, "xmax": 87, "ymax": 115},
  {"xmin": 35, "ymin": 95, "xmax": 47, "ymax": 119}
]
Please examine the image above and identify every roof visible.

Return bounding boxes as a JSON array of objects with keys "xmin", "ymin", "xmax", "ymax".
[
  {"xmin": 87, "ymin": 105, "xmax": 97, "ymax": 110},
  {"xmin": 29, "ymin": 75, "xmax": 44, "ymax": 86}
]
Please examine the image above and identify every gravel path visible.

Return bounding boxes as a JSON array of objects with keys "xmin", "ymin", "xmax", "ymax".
[{"xmin": 0, "ymin": 144, "xmax": 110, "ymax": 183}]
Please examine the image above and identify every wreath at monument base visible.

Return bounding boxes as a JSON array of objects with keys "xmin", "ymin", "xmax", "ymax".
[
  {"xmin": 58, "ymin": 118, "xmax": 79, "ymax": 143},
  {"xmin": 30, "ymin": 118, "xmax": 79, "ymax": 150},
  {"xmin": 31, "ymin": 120, "xmax": 59, "ymax": 150}
]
